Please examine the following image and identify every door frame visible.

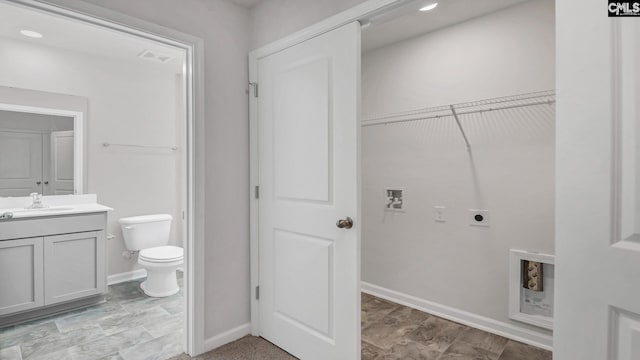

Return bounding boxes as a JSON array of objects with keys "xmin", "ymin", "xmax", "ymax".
[
  {"xmin": 248, "ymin": 0, "xmax": 413, "ymax": 336},
  {"xmin": 3, "ymin": 0, "xmax": 207, "ymax": 355},
  {"xmin": 0, "ymin": 102, "xmax": 85, "ymax": 194}
]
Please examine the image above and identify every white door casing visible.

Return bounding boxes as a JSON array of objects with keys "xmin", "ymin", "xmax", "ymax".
[
  {"xmin": 0, "ymin": 130, "xmax": 43, "ymax": 196},
  {"xmin": 555, "ymin": 4, "xmax": 640, "ymax": 360},
  {"xmin": 49, "ymin": 130, "xmax": 75, "ymax": 195},
  {"xmin": 257, "ymin": 21, "xmax": 361, "ymax": 360}
]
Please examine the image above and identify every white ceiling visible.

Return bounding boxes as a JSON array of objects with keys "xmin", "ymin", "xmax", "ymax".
[
  {"xmin": 0, "ymin": 0, "xmax": 527, "ymax": 68},
  {"xmin": 362, "ymin": 0, "xmax": 529, "ymax": 52},
  {"xmin": 0, "ymin": 2, "xmax": 185, "ymax": 72},
  {"xmin": 229, "ymin": 0, "xmax": 264, "ymax": 8}
]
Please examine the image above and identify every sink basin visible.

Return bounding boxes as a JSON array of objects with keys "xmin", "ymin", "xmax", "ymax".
[
  {"xmin": 11, "ymin": 206, "xmax": 73, "ymax": 216},
  {"xmin": 12, "ymin": 206, "xmax": 75, "ymax": 213}
]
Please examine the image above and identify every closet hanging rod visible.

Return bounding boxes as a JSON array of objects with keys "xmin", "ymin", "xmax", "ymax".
[
  {"xmin": 361, "ymin": 98, "xmax": 555, "ymax": 128},
  {"xmin": 102, "ymin": 142, "xmax": 178, "ymax": 151}
]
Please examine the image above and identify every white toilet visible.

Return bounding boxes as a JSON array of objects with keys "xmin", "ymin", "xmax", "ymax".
[{"xmin": 119, "ymin": 214, "xmax": 183, "ymax": 297}]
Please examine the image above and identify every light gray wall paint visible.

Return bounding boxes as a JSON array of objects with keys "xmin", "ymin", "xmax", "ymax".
[
  {"xmin": 0, "ymin": 37, "xmax": 182, "ymax": 275},
  {"xmin": 60, "ymin": 0, "xmax": 253, "ymax": 339},
  {"xmin": 249, "ymin": 0, "xmax": 368, "ymax": 49},
  {"xmin": 361, "ymin": 0, "xmax": 555, "ymax": 337},
  {"xmin": 363, "ymin": 0, "xmax": 555, "ymax": 114},
  {"xmin": 0, "ymin": 110, "xmax": 73, "ymax": 132}
]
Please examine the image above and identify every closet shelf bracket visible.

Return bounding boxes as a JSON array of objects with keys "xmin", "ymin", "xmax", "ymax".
[{"xmin": 450, "ymin": 105, "xmax": 471, "ymax": 151}]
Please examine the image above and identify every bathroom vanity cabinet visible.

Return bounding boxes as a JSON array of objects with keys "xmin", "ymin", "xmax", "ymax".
[{"xmin": 0, "ymin": 212, "xmax": 107, "ymax": 324}]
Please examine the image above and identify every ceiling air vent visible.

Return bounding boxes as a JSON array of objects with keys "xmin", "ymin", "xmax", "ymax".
[{"xmin": 137, "ymin": 49, "xmax": 173, "ymax": 63}]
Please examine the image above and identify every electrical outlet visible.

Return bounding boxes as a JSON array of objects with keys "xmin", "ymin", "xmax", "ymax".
[
  {"xmin": 434, "ymin": 206, "xmax": 446, "ymax": 222},
  {"xmin": 469, "ymin": 209, "xmax": 490, "ymax": 227}
]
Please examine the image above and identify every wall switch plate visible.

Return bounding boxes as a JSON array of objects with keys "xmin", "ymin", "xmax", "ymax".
[
  {"xmin": 469, "ymin": 209, "xmax": 490, "ymax": 227},
  {"xmin": 434, "ymin": 206, "xmax": 446, "ymax": 222}
]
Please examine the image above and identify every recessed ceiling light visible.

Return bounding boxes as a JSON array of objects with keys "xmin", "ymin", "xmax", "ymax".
[
  {"xmin": 419, "ymin": 2, "xmax": 438, "ymax": 12},
  {"xmin": 20, "ymin": 30, "xmax": 43, "ymax": 39}
]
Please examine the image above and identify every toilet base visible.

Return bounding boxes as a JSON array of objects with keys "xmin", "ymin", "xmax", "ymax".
[
  {"xmin": 140, "ymin": 280, "xmax": 179, "ymax": 298},
  {"xmin": 139, "ymin": 268, "xmax": 180, "ymax": 298}
]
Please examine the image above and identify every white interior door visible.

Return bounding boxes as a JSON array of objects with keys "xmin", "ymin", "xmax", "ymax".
[
  {"xmin": 555, "ymin": 4, "xmax": 640, "ymax": 360},
  {"xmin": 257, "ymin": 22, "xmax": 361, "ymax": 360},
  {"xmin": 0, "ymin": 130, "xmax": 42, "ymax": 196},
  {"xmin": 48, "ymin": 130, "xmax": 74, "ymax": 195}
]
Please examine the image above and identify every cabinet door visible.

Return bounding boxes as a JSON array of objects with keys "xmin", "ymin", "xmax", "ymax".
[
  {"xmin": 0, "ymin": 237, "xmax": 44, "ymax": 315},
  {"xmin": 44, "ymin": 231, "xmax": 106, "ymax": 305}
]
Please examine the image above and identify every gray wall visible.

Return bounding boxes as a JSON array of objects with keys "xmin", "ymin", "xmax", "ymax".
[{"xmin": 46, "ymin": 0, "xmax": 252, "ymax": 341}]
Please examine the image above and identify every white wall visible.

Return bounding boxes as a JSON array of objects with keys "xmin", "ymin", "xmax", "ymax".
[
  {"xmin": 56, "ymin": 0, "xmax": 253, "ymax": 341},
  {"xmin": 363, "ymin": 0, "xmax": 555, "ymax": 114},
  {"xmin": 361, "ymin": 0, "xmax": 555, "ymax": 343},
  {"xmin": 0, "ymin": 37, "xmax": 183, "ymax": 273}
]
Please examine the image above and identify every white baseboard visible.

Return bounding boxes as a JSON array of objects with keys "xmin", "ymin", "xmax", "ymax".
[
  {"xmin": 203, "ymin": 323, "xmax": 251, "ymax": 353},
  {"xmin": 361, "ymin": 282, "xmax": 553, "ymax": 351},
  {"xmin": 107, "ymin": 269, "xmax": 147, "ymax": 285}
]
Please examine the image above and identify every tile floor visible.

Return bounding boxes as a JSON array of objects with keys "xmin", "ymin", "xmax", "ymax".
[
  {"xmin": 359, "ymin": 293, "xmax": 552, "ymax": 360},
  {"xmin": 172, "ymin": 293, "xmax": 552, "ymax": 360},
  {"xmin": 2, "ymin": 284, "xmax": 551, "ymax": 360},
  {"xmin": 0, "ymin": 276, "xmax": 184, "ymax": 360}
]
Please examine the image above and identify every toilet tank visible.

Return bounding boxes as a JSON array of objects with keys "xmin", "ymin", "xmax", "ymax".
[{"xmin": 119, "ymin": 214, "xmax": 172, "ymax": 251}]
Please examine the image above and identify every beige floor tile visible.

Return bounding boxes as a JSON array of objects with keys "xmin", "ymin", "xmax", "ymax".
[{"xmin": 497, "ymin": 341, "xmax": 552, "ymax": 360}]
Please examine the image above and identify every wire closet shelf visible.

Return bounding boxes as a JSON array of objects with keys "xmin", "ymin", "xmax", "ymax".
[{"xmin": 361, "ymin": 90, "xmax": 556, "ymax": 150}]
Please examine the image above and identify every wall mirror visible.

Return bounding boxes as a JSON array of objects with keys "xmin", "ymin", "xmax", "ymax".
[
  {"xmin": 0, "ymin": 109, "xmax": 75, "ymax": 196},
  {"xmin": 0, "ymin": 87, "xmax": 86, "ymax": 197}
]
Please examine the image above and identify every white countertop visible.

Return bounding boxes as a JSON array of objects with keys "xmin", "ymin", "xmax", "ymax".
[{"xmin": 0, "ymin": 194, "xmax": 113, "ymax": 219}]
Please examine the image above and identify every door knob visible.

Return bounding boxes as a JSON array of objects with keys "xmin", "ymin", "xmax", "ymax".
[
  {"xmin": 44, "ymin": 181, "xmax": 49, "ymax": 185},
  {"xmin": 36, "ymin": 181, "xmax": 41, "ymax": 185},
  {"xmin": 336, "ymin": 217, "xmax": 354, "ymax": 229}
]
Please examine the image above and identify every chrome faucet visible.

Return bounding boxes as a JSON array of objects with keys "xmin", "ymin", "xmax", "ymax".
[{"xmin": 26, "ymin": 192, "xmax": 45, "ymax": 209}]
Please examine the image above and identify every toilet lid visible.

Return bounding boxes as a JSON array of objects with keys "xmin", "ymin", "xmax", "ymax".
[{"xmin": 139, "ymin": 246, "xmax": 183, "ymax": 262}]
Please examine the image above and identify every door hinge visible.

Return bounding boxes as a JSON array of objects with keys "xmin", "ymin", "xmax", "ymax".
[
  {"xmin": 255, "ymin": 285, "xmax": 260, "ymax": 300},
  {"xmin": 249, "ymin": 82, "xmax": 258, "ymax": 97},
  {"xmin": 255, "ymin": 185, "xmax": 260, "ymax": 199}
]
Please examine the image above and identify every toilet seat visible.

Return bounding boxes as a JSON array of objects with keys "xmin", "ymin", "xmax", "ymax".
[{"xmin": 139, "ymin": 245, "xmax": 183, "ymax": 263}]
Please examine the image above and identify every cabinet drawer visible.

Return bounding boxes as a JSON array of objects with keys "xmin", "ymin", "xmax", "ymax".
[{"xmin": 0, "ymin": 213, "xmax": 107, "ymax": 241}]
